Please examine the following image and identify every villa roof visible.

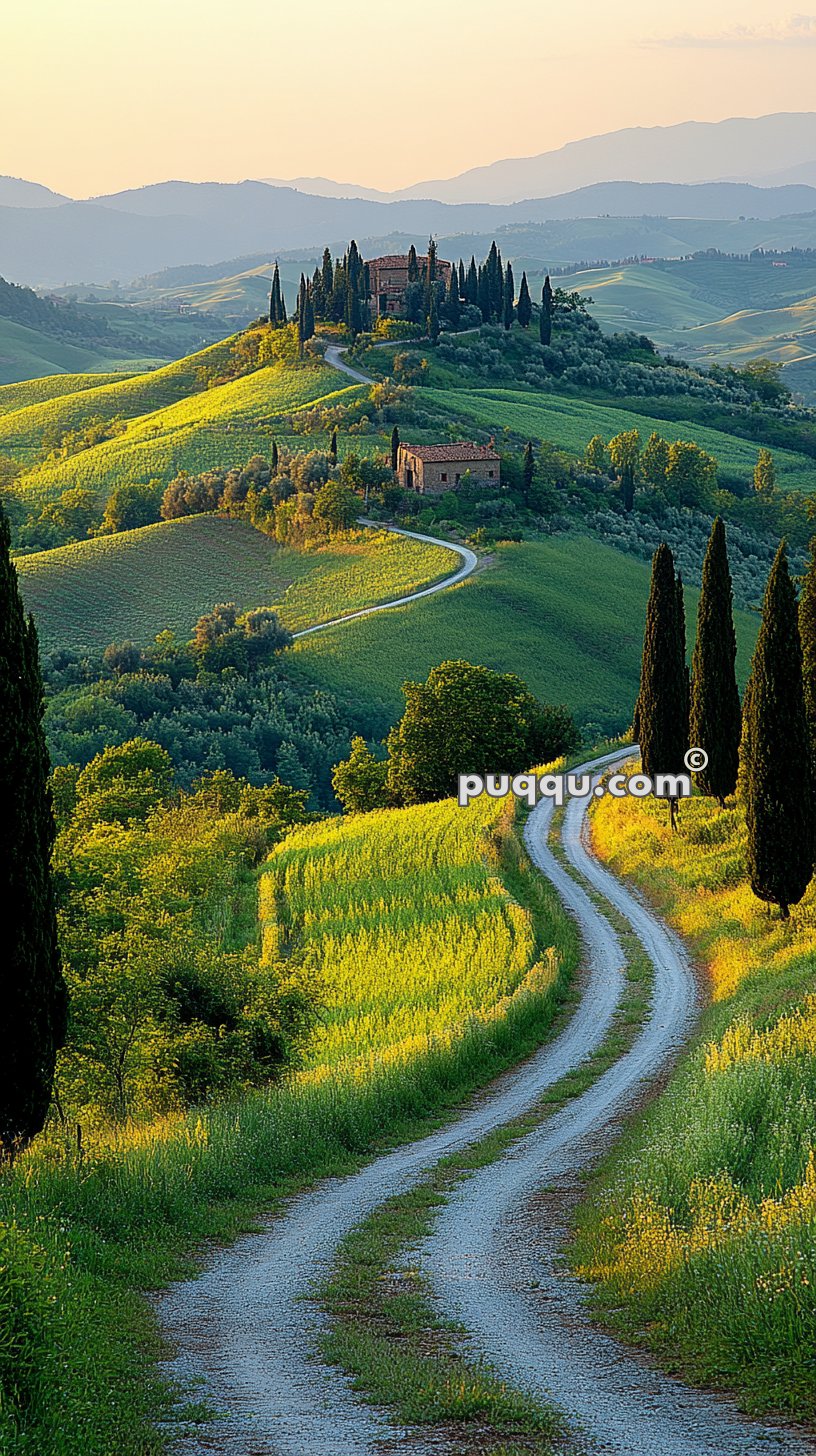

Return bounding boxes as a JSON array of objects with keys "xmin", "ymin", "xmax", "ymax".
[{"xmin": 401, "ymin": 442, "xmax": 500, "ymax": 463}]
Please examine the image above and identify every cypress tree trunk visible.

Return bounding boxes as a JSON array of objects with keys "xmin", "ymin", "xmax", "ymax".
[
  {"xmin": 690, "ymin": 517, "xmax": 741, "ymax": 806},
  {"xmin": 745, "ymin": 542, "xmax": 814, "ymax": 918},
  {"xmin": 635, "ymin": 542, "xmax": 688, "ymax": 830},
  {"xmin": 0, "ymin": 508, "xmax": 67, "ymax": 1157}
]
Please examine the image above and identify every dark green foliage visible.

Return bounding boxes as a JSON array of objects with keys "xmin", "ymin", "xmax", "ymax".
[
  {"xmin": 744, "ymin": 542, "xmax": 814, "ymax": 917},
  {"xmin": 458, "ymin": 259, "xmax": 466, "ymax": 299},
  {"xmin": 385, "ymin": 659, "xmax": 579, "ymax": 805},
  {"xmin": 427, "ymin": 287, "xmax": 439, "ymax": 344},
  {"xmin": 466, "ymin": 256, "xmax": 479, "ymax": 307},
  {"xmin": 329, "ymin": 428, "xmax": 338, "ymax": 464},
  {"xmin": 407, "ymin": 244, "xmax": 419, "ymax": 284},
  {"xmin": 390, "ymin": 425, "xmax": 400, "ymax": 473},
  {"xmin": 540, "ymin": 274, "xmax": 554, "ymax": 346},
  {"xmin": 517, "ymin": 271, "xmax": 532, "ymax": 329},
  {"xmin": 521, "ymin": 440, "xmax": 535, "ymax": 506},
  {"xmin": 0, "ymin": 507, "xmax": 67, "ymax": 1156},
  {"xmin": 634, "ymin": 543, "xmax": 689, "ymax": 814},
  {"xmin": 446, "ymin": 263, "xmax": 460, "ymax": 329},
  {"xmin": 269, "ymin": 263, "xmax": 286, "ymax": 326},
  {"xmin": 322, "ymin": 247, "xmax": 334, "ymax": 299},
  {"xmin": 799, "ymin": 536, "xmax": 816, "ymax": 784},
  {"xmin": 332, "ymin": 735, "xmax": 389, "ymax": 812},
  {"xmin": 690, "ymin": 518, "xmax": 741, "ymax": 805},
  {"xmin": 271, "ymin": 438, "xmax": 279, "ymax": 474},
  {"xmin": 503, "ymin": 262, "xmax": 515, "ymax": 331}
]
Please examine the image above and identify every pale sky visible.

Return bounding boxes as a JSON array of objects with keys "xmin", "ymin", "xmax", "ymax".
[{"xmin": 4, "ymin": 0, "xmax": 816, "ymax": 196}]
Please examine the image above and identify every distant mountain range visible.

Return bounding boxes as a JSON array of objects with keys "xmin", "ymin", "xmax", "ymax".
[
  {"xmin": 268, "ymin": 113, "xmax": 816, "ymax": 204},
  {"xmin": 2, "ymin": 113, "xmax": 816, "ymax": 288}
]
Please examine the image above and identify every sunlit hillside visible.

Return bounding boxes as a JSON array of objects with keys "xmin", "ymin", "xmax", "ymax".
[{"xmin": 17, "ymin": 516, "xmax": 456, "ymax": 653}]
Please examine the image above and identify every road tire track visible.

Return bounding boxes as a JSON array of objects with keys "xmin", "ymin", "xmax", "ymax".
[{"xmin": 158, "ymin": 754, "xmax": 813, "ymax": 1454}]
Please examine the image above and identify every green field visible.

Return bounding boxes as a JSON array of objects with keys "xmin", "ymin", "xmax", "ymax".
[
  {"xmin": 16, "ymin": 515, "xmax": 456, "ymax": 654},
  {"xmin": 0, "ymin": 315, "xmax": 147, "ymax": 387},
  {"xmin": 11, "ymin": 356, "xmax": 362, "ymax": 508},
  {"xmin": 422, "ymin": 385, "xmax": 816, "ymax": 492},
  {"xmin": 0, "ymin": 369, "xmax": 145, "ymax": 418},
  {"xmin": 294, "ymin": 536, "xmax": 758, "ymax": 734}
]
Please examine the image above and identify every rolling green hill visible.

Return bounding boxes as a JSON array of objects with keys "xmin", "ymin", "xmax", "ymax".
[
  {"xmin": 293, "ymin": 536, "xmax": 758, "ymax": 735},
  {"xmin": 17, "ymin": 515, "xmax": 456, "ymax": 654},
  {"xmin": 423, "ymin": 386, "xmax": 816, "ymax": 492},
  {"xmin": 0, "ymin": 369, "xmax": 144, "ymax": 417},
  {"xmin": 0, "ymin": 315, "xmax": 150, "ymax": 388},
  {"xmin": 14, "ymin": 358, "xmax": 362, "ymax": 508},
  {"xmin": 549, "ymin": 257, "xmax": 816, "ymax": 403}
]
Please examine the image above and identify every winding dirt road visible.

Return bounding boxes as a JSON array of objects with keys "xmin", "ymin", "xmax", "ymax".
[{"xmin": 158, "ymin": 754, "xmax": 812, "ymax": 1455}]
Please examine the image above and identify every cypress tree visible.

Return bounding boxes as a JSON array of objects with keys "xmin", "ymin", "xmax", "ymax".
[
  {"xmin": 689, "ymin": 517, "xmax": 741, "ymax": 806},
  {"xmin": 329, "ymin": 428, "xmax": 338, "ymax": 464},
  {"xmin": 390, "ymin": 425, "xmax": 400, "ymax": 473},
  {"xmin": 502, "ymin": 262, "xmax": 515, "ymax": 330},
  {"xmin": 458, "ymin": 259, "xmax": 466, "ymax": 299},
  {"xmin": 271, "ymin": 439, "xmax": 279, "ymax": 474},
  {"xmin": 799, "ymin": 536, "xmax": 816, "ymax": 784},
  {"xmin": 477, "ymin": 265, "xmax": 491, "ymax": 322},
  {"xmin": 466, "ymin": 256, "xmax": 479, "ymax": 307},
  {"xmin": 744, "ymin": 541, "xmax": 814, "ymax": 918},
  {"xmin": 322, "ymin": 247, "xmax": 334, "ymax": 298},
  {"xmin": 540, "ymin": 275, "xmax": 554, "ymax": 346},
  {"xmin": 635, "ymin": 542, "xmax": 689, "ymax": 829},
  {"xmin": 516, "ymin": 271, "xmax": 532, "ymax": 328},
  {"xmin": 407, "ymin": 244, "xmax": 419, "ymax": 284},
  {"xmin": 521, "ymin": 440, "xmax": 534, "ymax": 505},
  {"xmin": 0, "ymin": 507, "xmax": 67, "ymax": 1156},
  {"xmin": 269, "ymin": 262, "xmax": 283, "ymax": 325},
  {"xmin": 297, "ymin": 275, "xmax": 308, "ymax": 353},
  {"xmin": 311, "ymin": 266, "xmax": 324, "ymax": 320},
  {"xmin": 447, "ymin": 263, "xmax": 460, "ymax": 328},
  {"xmin": 331, "ymin": 259, "xmax": 346, "ymax": 322},
  {"xmin": 676, "ymin": 570, "xmax": 690, "ymax": 765}
]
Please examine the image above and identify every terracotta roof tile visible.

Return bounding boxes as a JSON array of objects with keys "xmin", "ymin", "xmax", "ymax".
[{"xmin": 401, "ymin": 442, "xmax": 500, "ymax": 463}]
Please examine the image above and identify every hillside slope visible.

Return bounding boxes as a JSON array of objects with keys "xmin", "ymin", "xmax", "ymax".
[
  {"xmin": 17, "ymin": 516, "xmax": 457, "ymax": 653},
  {"xmin": 293, "ymin": 537, "xmax": 758, "ymax": 735}
]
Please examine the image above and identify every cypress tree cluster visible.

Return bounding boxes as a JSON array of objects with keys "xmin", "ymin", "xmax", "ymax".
[
  {"xmin": 0, "ymin": 507, "xmax": 67, "ymax": 1156},
  {"xmin": 689, "ymin": 517, "xmax": 741, "ymax": 806},
  {"xmin": 743, "ymin": 542, "xmax": 814, "ymax": 918},
  {"xmin": 634, "ymin": 542, "xmax": 689, "ymax": 828},
  {"xmin": 292, "ymin": 243, "xmax": 371, "ymax": 339}
]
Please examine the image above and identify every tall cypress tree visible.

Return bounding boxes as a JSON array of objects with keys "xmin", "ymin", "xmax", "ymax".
[
  {"xmin": 477, "ymin": 265, "xmax": 491, "ymax": 322},
  {"xmin": 517, "ymin": 271, "xmax": 532, "ymax": 328},
  {"xmin": 466, "ymin": 256, "xmax": 479, "ymax": 306},
  {"xmin": 447, "ymin": 264, "xmax": 460, "ymax": 328},
  {"xmin": 744, "ymin": 541, "xmax": 814, "ymax": 918},
  {"xmin": 297, "ymin": 275, "xmax": 307, "ymax": 354},
  {"xmin": 329, "ymin": 428, "xmax": 338, "ymax": 464},
  {"xmin": 407, "ymin": 244, "xmax": 419, "ymax": 284},
  {"xmin": 458, "ymin": 259, "xmax": 466, "ymax": 299},
  {"xmin": 0, "ymin": 508, "xmax": 67, "ymax": 1156},
  {"xmin": 676, "ymin": 570, "xmax": 690, "ymax": 765},
  {"xmin": 799, "ymin": 536, "xmax": 816, "ymax": 785},
  {"xmin": 390, "ymin": 425, "xmax": 400, "ymax": 473},
  {"xmin": 271, "ymin": 439, "xmax": 279, "ymax": 474},
  {"xmin": 502, "ymin": 262, "xmax": 515, "ymax": 330},
  {"xmin": 322, "ymin": 247, "xmax": 334, "ymax": 298},
  {"xmin": 635, "ymin": 542, "xmax": 688, "ymax": 829},
  {"xmin": 540, "ymin": 275, "xmax": 554, "ymax": 346},
  {"xmin": 690, "ymin": 517, "xmax": 741, "ymax": 806},
  {"xmin": 427, "ymin": 285, "xmax": 439, "ymax": 343},
  {"xmin": 269, "ymin": 262, "xmax": 283, "ymax": 325}
]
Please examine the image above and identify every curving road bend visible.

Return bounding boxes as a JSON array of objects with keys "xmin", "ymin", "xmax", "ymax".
[
  {"xmin": 291, "ymin": 523, "xmax": 477, "ymax": 640},
  {"xmin": 157, "ymin": 753, "xmax": 813, "ymax": 1455},
  {"xmin": 420, "ymin": 776, "xmax": 814, "ymax": 1455}
]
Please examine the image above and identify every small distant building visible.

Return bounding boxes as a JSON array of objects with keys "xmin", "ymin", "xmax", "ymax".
[
  {"xmin": 397, "ymin": 442, "xmax": 501, "ymax": 495},
  {"xmin": 368, "ymin": 254, "xmax": 452, "ymax": 318}
]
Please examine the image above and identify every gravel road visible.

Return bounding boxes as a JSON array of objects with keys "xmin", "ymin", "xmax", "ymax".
[{"xmin": 158, "ymin": 752, "xmax": 813, "ymax": 1455}]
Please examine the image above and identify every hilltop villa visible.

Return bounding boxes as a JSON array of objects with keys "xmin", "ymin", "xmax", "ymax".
[
  {"xmin": 397, "ymin": 442, "xmax": 501, "ymax": 494},
  {"xmin": 367, "ymin": 254, "xmax": 452, "ymax": 317}
]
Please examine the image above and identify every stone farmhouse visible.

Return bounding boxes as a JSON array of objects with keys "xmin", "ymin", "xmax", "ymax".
[
  {"xmin": 397, "ymin": 442, "xmax": 501, "ymax": 495},
  {"xmin": 367, "ymin": 254, "xmax": 452, "ymax": 318}
]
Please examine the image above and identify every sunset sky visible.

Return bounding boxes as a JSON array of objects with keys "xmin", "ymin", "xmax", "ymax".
[{"xmin": 4, "ymin": 0, "xmax": 816, "ymax": 196}]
